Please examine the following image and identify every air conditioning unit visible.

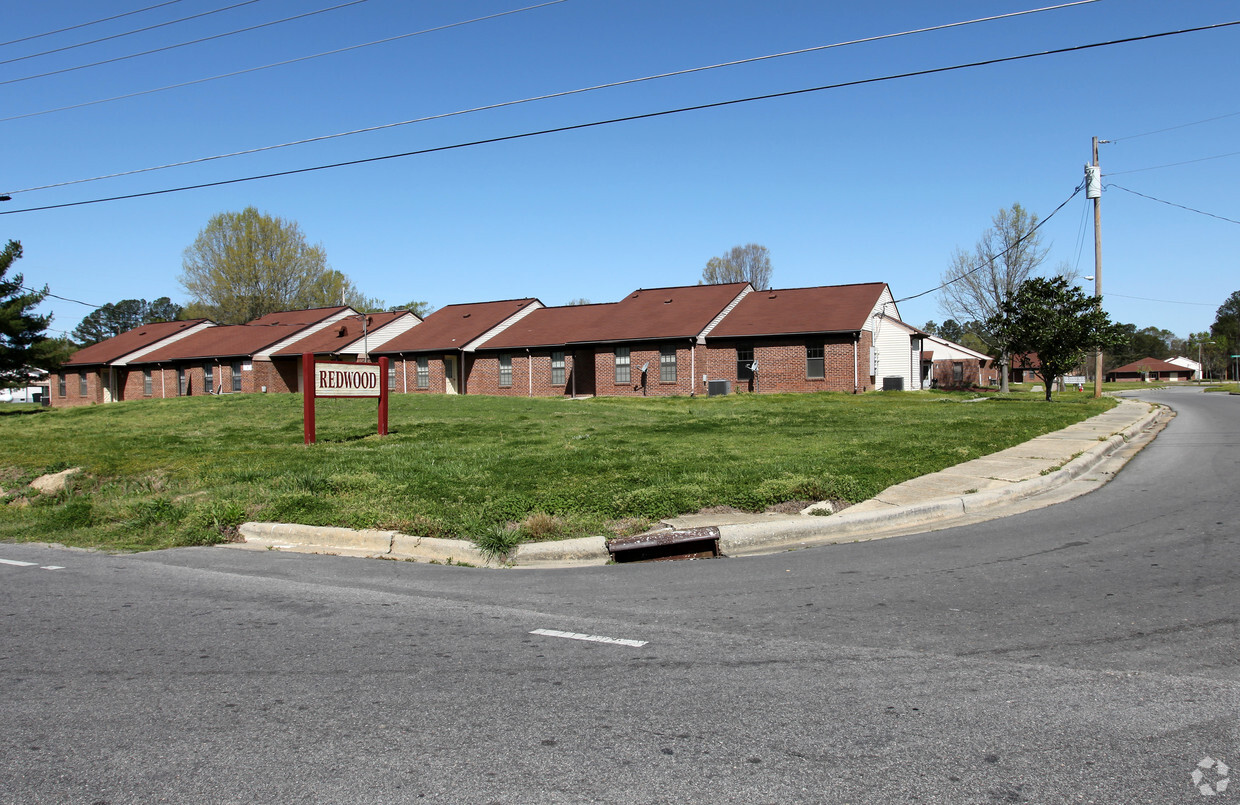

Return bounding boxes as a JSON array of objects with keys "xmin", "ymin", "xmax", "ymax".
[{"xmin": 707, "ymin": 380, "xmax": 731, "ymax": 397}]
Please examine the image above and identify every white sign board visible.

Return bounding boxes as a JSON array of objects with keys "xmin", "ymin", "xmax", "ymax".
[{"xmin": 314, "ymin": 362, "xmax": 382, "ymax": 398}]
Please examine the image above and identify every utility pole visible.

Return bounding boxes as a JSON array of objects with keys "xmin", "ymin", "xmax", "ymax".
[{"xmin": 1086, "ymin": 137, "xmax": 1107, "ymax": 398}]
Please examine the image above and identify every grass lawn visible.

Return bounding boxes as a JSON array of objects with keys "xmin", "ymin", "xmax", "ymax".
[{"xmin": 0, "ymin": 390, "xmax": 1115, "ymax": 552}]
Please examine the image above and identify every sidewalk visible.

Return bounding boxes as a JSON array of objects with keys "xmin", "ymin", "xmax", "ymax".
[{"xmin": 231, "ymin": 398, "xmax": 1168, "ymax": 567}]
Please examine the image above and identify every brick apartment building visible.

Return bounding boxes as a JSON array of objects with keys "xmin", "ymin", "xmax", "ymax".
[{"xmin": 53, "ymin": 280, "xmax": 953, "ymax": 406}]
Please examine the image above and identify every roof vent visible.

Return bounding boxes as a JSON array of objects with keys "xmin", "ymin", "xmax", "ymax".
[
  {"xmin": 664, "ymin": 298, "xmax": 673, "ymax": 303},
  {"xmin": 337, "ymin": 325, "xmax": 348, "ymax": 337},
  {"xmin": 768, "ymin": 293, "xmax": 777, "ymax": 299},
  {"xmin": 462, "ymin": 313, "xmax": 471, "ymax": 318}
]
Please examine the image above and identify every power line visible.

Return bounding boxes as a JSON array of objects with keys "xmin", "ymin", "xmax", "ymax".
[
  {"xmin": 0, "ymin": 0, "xmax": 269, "ymax": 67},
  {"xmin": 5, "ymin": 19, "xmax": 1239, "ymax": 216},
  {"xmin": 1109, "ymin": 110, "xmax": 1240, "ymax": 142},
  {"xmin": 17, "ymin": 284, "xmax": 101, "ymax": 308},
  {"xmin": 1105, "ymin": 292, "xmax": 1216, "ymax": 306},
  {"xmin": 4, "ymin": 0, "xmax": 1111, "ymax": 195},
  {"xmin": 1, "ymin": 0, "xmax": 571, "ymax": 125},
  {"xmin": 1108, "ymin": 150, "xmax": 1240, "ymax": 176},
  {"xmin": 0, "ymin": 0, "xmax": 370, "ymax": 87},
  {"xmin": 894, "ymin": 185, "xmax": 1084, "ymax": 304},
  {"xmin": 1107, "ymin": 183, "xmax": 1240, "ymax": 225},
  {"xmin": 0, "ymin": 0, "xmax": 187, "ymax": 48}
]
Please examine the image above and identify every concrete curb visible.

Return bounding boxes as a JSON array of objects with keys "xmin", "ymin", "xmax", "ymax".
[
  {"xmin": 234, "ymin": 400, "xmax": 1164, "ymax": 567},
  {"xmin": 237, "ymin": 523, "xmax": 611, "ymax": 568},
  {"xmin": 718, "ymin": 401, "xmax": 1165, "ymax": 556}
]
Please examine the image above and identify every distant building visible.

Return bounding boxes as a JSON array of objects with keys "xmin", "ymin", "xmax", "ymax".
[
  {"xmin": 1106, "ymin": 357, "xmax": 1195, "ymax": 383},
  {"xmin": 1165, "ymin": 356, "xmax": 1203, "ymax": 380}
]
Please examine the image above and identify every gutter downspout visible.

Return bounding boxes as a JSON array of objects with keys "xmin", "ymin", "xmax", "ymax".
[
  {"xmin": 853, "ymin": 334, "xmax": 859, "ymax": 393},
  {"xmin": 160, "ymin": 365, "xmax": 166, "ymax": 398},
  {"xmin": 527, "ymin": 349, "xmax": 533, "ymax": 397},
  {"xmin": 690, "ymin": 338, "xmax": 696, "ymax": 397},
  {"xmin": 402, "ymin": 354, "xmax": 408, "ymax": 394}
]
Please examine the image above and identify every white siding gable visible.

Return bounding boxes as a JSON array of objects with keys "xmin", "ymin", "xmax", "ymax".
[
  {"xmin": 112, "ymin": 320, "xmax": 217, "ymax": 366},
  {"xmin": 255, "ymin": 308, "xmax": 359, "ymax": 360}
]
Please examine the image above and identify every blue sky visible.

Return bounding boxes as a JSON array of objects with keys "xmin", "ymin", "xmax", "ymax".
[{"xmin": 3, "ymin": 0, "xmax": 1237, "ymax": 342}]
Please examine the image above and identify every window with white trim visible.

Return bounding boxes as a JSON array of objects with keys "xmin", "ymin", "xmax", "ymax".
[
  {"xmin": 659, "ymin": 346, "xmax": 677, "ymax": 383},
  {"xmin": 416, "ymin": 357, "xmax": 429, "ymax": 389},
  {"xmin": 737, "ymin": 344, "xmax": 754, "ymax": 381},
  {"xmin": 143, "ymin": 369, "xmax": 152, "ymax": 396},
  {"xmin": 79, "ymin": 371, "xmax": 88, "ymax": 396},
  {"xmin": 551, "ymin": 351, "xmax": 565, "ymax": 386},
  {"xmin": 806, "ymin": 344, "xmax": 824, "ymax": 379},
  {"xmin": 614, "ymin": 347, "xmax": 630, "ymax": 384},
  {"xmin": 499, "ymin": 354, "xmax": 512, "ymax": 387}
]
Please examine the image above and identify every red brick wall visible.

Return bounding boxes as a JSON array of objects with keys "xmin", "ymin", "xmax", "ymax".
[
  {"xmin": 585, "ymin": 343, "xmax": 701, "ymax": 397},
  {"xmin": 51, "ymin": 367, "xmax": 103, "ymax": 407},
  {"xmin": 387, "ymin": 355, "xmax": 452, "ymax": 395},
  {"xmin": 931, "ymin": 359, "xmax": 998, "ymax": 389},
  {"xmin": 463, "ymin": 345, "xmax": 709, "ymax": 398},
  {"xmin": 703, "ymin": 333, "xmax": 873, "ymax": 394}
]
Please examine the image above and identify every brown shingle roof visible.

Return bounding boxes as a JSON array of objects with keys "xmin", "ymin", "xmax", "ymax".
[
  {"xmin": 565, "ymin": 282, "xmax": 751, "ymax": 344},
  {"xmin": 244, "ymin": 306, "xmax": 350, "ymax": 327},
  {"xmin": 371, "ymin": 299, "xmax": 539, "ymax": 354},
  {"xmin": 134, "ymin": 323, "xmax": 309, "ymax": 363},
  {"xmin": 272, "ymin": 311, "xmax": 411, "ymax": 357},
  {"xmin": 1109, "ymin": 357, "xmax": 1193, "ymax": 374},
  {"xmin": 707, "ymin": 283, "xmax": 887, "ymax": 339},
  {"xmin": 63, "ymin": 319, "xmax": 210, "ymax": 366},
  {"xmin": 477, "ymin": 303, "xmax": 619, "ymax": 350}
]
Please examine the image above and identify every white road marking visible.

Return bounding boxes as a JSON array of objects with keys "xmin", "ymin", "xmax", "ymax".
[
  {"xmin": 530, "ymin": 628, "xmax": 648, "ymax": 648},
  {"xmin": 0, "ymin": 558, "xmax": 65, "ymax": 570}
]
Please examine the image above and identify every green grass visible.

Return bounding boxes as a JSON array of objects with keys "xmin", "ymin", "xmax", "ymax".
[
  {"xmin": 0, "ymin": 390, "xmax": 1116, "ymax": 551},
  {"xmin": 1204, "ymin": 383, "xmax": 1240, "ymax": 393}
]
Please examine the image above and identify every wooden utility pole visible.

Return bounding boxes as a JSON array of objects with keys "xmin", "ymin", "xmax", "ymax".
[{"xmin": 1088, "ymin": 137, "xmax": 1106, "ymax": 398}]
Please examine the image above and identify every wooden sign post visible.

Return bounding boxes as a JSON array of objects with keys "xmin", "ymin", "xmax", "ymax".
[{"xmin": 302, "ymin": 353, "xmax": 389, "ymax": 445}]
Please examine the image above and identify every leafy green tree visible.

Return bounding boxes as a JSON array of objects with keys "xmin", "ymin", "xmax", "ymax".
[
  {"xmin": 987, "ymin": 276, "xmax": 1127, "ymax": 401},
  {"xmin": 305, "ymin": 270, "xmax": 387, "ymax": 313},
  {"xmin": 939, "ymin": 203, "xmax": 1050, "ymax": 392},
  {"xmin": 1210, "ymin": 290, "xmax": 1240, "ymax": 378},
  {"xmin": 701, "ymin": 243, "xmax": 772, "ymax": 289},
  {"xmin": 0, "ymin": 240, "xmax": 56, "ymax": 386},
  {"xmin": 72, "ymin": 297, "xmax": 184, "ymax": 345},
  {"xmin": 179, "ymin": 207, "xmax": 379, "ymax": 324},
  {"xmin": 938, "ymin": 319, "xmax": 964, "ymax": 344},
  {"xmin": 395, "ymin": 300, "xmax": 435, "ymax": 318}
]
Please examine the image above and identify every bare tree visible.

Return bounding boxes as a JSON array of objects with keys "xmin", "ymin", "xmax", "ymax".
[
  {"xmin": 701, "ymin": 243, "xmax": 772, "ymax": 289},
  {"xmin": 939, "ymin": 204, "xmax": 1049, "ymax": 392}
]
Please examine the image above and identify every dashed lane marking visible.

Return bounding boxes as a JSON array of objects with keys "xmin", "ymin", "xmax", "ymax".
[
  {"xmin": 530, "ymin": 628, "xmax": 647, "ymax": 648},
  {"xmin": 0, "ymin": 558, "xmax": 65, "ymax": 570}
]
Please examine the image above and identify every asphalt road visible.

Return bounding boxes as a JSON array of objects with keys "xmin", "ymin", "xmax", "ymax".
[{"xmin": 2, "ymin": 387, "xmax": 1237, "ymax": 804}]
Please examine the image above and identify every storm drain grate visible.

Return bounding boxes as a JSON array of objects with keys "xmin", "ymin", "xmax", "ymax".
[{"xmin": 607, "ymin": 527, "xmax": 721, "ymax": 563}]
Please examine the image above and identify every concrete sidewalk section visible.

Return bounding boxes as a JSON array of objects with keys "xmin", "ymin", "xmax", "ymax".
[{"xmin": 230, "ymin": 398, "xmax": 1165, "ymax": 567}]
